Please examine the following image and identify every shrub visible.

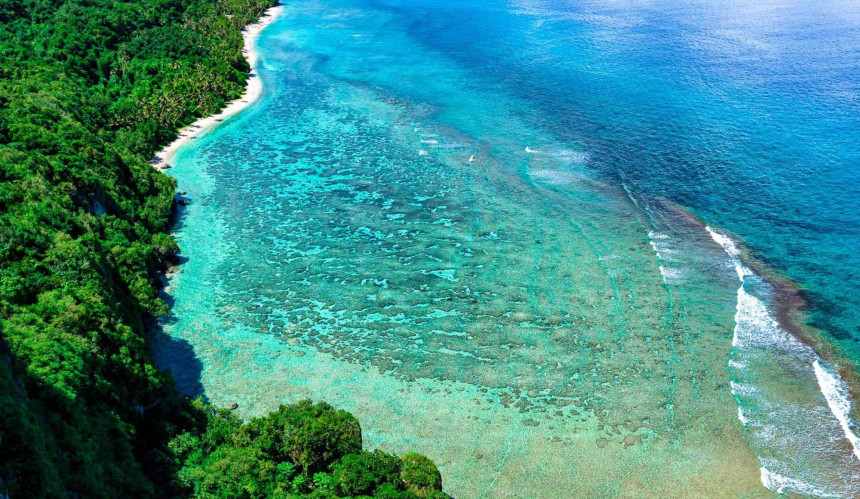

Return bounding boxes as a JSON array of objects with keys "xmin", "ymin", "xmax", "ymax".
[
  {"xmin": 242, "ymin": 400, "xmax": 362, "ymax": 476},
  {"xmin": 331, "ymin": 450, "xmax": 403, "ymax": 497},
  {"xmin": 400, "ymin": 453, "xmax": 443, "ymax": 498}
]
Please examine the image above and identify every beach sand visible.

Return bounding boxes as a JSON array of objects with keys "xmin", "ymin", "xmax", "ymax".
[{"xmin": 151, "ymin": 4, "xmax": 283, "ymax": 169}]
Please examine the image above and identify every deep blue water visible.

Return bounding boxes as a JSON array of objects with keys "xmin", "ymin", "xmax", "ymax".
[{"xmin": 366, "ymin": 0, "xmax": 860, "ymax": 351}]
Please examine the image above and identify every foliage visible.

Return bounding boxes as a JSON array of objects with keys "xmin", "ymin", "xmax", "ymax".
[
  {"xmin": 400, "ymin": 453, "xmax": 445, "ymax": 498},
  {"xmin": 242, "ymin": 400, "xmax": 363, "ymax": 476},
  {"xmin": 331, "ymin": 450, "xmax": 403, "ymax": 497},
  {"xmin": 170, "ymin": 400, "xmax": 445, "ymax": 499},
  {"xmin": 0, "ymin": 0, "xmax": 270, "ymax": 495}
]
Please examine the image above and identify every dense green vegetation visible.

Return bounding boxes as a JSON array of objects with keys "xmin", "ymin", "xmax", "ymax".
[
  {"xmin": 0, "ymin": 0, "xmax": 444, "ymax": 496},
  {"xmin": 172, "ymin": 400, "xmax": 445, "ymax": 498}
]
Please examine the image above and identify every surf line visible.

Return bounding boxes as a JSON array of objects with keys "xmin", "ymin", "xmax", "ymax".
[
  {"xmin": 706, "ymin": 226, "xmax": 860, "ymax": 464},
  {"xmin": 813, "ymin": 359, "xmax": 860, "ymax": 460}
]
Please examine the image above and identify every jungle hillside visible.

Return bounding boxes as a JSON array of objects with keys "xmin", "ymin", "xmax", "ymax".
[{"xmin": 0, "ymin": 0, "xmax": 444, "ymax": 496}]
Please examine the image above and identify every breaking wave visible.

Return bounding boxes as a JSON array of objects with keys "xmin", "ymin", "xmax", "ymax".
[{"xmin": 707, "ymin": 226, "xmax": 860, "ymax": 496}]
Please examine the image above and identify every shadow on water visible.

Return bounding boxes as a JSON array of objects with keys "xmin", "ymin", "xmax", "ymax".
[
  {"xmin": 149, "ymin": 204, "xmax": 208, "ymax": 401},
  {"xmin": 150, "ymin": 322, "xmax": 207, "ymax": 401}
]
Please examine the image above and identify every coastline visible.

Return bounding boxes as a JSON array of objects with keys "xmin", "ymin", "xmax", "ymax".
[
  {"xmin": 147, "ymin": 2, "xmax": 860, "ymax": 495},
  {"xmin": 151, "ymin": 4, "xmax": 283, "ymax": 169},
  {"xmin": 667, "ymin": 198, "xmax": 860, "ymax": 410}
]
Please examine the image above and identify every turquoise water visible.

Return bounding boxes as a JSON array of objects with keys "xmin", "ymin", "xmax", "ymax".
[{"xmin": 155, "ymin": 0, "xmax": 860, "ymax": 496}]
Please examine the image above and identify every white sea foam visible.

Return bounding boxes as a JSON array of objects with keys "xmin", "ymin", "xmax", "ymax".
[
  {"xmin": 734, "ymin": 288, "xmax": 811, "ymax": 355},
  {"xmin": 649, "ymin": 240, "xmax": 679, "ymax": 261},
  {"xmin": 657, "ymin": 265, "xmax": 669, "ymax": 284},
  {"xmin": 658, "ymin": 266, "xmax": 685, "ymax": 284},
  {"xmin": 705, "ymin": 226, "xmax": 752, "ymax": 280},
  {"xmin": 648, "ymin": 231, "xmax": 682, "ymax": 267},
  {"xmin": 738, "ymin": 406, "xmax": 749, "ymax": 425},
  {"xmin": 728, "ymin": 359, "xmax": 746, "ymax": 370},
  {"xmin": 813, "ymin": 360, "xmax": 860, "ymax": 461},
  {"xmin": 760, "ymin": 467, "xmax": 840, "ymax": 498},
  {"xmin": 730, "ymin": 380, "xmax": 756, "ymax": 397},
  {"xmin": 708, "ymin": 225, "xmax": 860, "ymax": 494},
  {"xmin": 706, "ymin": 226, "xmax": 741, "ymax": 258},
  {"xmin": 647, "ymin": 231, "xmax": 689, "ymax": 285}
]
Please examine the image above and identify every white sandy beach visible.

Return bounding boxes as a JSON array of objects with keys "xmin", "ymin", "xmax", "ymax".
[{"xmin": 152, "ymin": 5, "xmax": 283, "ymax": 169}]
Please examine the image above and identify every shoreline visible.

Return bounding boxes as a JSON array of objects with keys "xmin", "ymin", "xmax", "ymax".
[
  {"xmin": 664, "ymin": 197, "xmax": 860, "ymax": 420},
  {"xmin": 151, "ymin": 4, "xmax": 283, "ymax": 169},
  {"xmin": 657, "ymin": 197, "xmax": 860, "ymax": 420}
]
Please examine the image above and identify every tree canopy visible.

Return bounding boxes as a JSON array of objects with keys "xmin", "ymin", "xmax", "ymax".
[{"xmin": 170, "ymin": 400, "xmax": 445, "ymax": 498}]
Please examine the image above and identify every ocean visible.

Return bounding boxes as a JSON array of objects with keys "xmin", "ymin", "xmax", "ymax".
[{"xmin": 154, "ymin": 0, "xmax": 860, "ymax": 495}]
